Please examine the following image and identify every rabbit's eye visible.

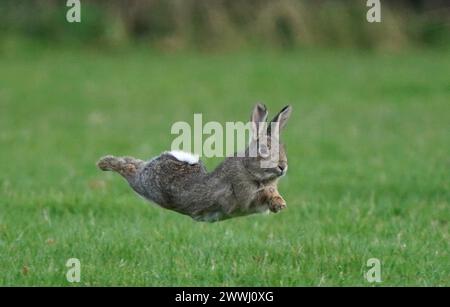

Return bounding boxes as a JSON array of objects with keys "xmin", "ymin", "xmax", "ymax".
[{"xmin": 258, "ymin": 144, "xmax": 270, "ymax": 158}]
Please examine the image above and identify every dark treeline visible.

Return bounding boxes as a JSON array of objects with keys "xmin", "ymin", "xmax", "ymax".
[{"xmin": 1, "ymin": 0, "xmax": 449, "ymax": 51}]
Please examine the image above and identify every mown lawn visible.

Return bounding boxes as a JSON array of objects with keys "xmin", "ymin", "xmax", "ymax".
[{"xmin": 0, "ymin": 47, "xmax": 449, "ymax": 286}]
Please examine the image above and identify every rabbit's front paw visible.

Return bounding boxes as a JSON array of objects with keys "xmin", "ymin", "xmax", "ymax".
[{"xmin": 269, "ymin": 195, "xmax": 286, "ymax": 213}]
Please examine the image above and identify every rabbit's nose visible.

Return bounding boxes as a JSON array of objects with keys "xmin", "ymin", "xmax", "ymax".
[{"xmin": 277, "ymin": 162, "xmax": 287, "ymax": 173}]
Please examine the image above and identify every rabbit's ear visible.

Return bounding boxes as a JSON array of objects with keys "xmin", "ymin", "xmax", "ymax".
[
  {"xmin": 250, "ymin": 103, "xmax": 268, "ymax": 140},
  {"xmin": 268, "ymin": 105, "xmax": 292, "ymax": 135}
]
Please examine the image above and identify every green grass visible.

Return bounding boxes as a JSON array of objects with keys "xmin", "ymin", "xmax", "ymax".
[{"xmin": 0, "ymin": 47, "xmax": 449, "ymax": 286}]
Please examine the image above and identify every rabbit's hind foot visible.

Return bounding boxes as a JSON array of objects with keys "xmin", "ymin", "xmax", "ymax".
[{"xmin": 97, "ymin": 155, "xmax": 142, "ymax": 178}]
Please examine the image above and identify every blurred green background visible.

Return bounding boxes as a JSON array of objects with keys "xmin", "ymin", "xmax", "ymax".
[{"xmin": 0, "ymin": 0, "xmax": 449, "ymax": 286}]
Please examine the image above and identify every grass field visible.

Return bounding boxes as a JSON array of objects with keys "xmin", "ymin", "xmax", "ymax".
[{"xmin": 0, "ymin": 47, "xmax": 449, "ymax": 286}]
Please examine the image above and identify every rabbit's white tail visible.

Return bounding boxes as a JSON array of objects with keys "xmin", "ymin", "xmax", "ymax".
[{"xmin": 167, "ymin": 150, "xmax": 199, "ymax": 164}]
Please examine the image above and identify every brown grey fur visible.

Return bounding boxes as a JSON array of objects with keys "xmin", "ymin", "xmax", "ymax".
[{"xmin": 97, "ymin": 104, "xmax": 292, "ymax": 222}]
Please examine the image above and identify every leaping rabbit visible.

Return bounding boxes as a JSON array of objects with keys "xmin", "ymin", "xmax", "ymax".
[{"xmin": 97, "ymin": 104, "xmax": 292, "ymax": 222}]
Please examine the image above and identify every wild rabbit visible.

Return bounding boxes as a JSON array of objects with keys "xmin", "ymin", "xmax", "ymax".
[{"xmin": 97, "ymin": 104, "xmax": 292, "ymax": 222}]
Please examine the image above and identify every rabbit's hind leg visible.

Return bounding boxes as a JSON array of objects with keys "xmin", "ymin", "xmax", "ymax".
[{"xmin": 97, "ymin": 155, "xmax": 143, "ymax": 179}]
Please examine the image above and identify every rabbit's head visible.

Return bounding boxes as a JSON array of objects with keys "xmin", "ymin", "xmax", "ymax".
[{"xmin": 243, "ymin": 103, "xmax": 292, "ymax": 182}]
